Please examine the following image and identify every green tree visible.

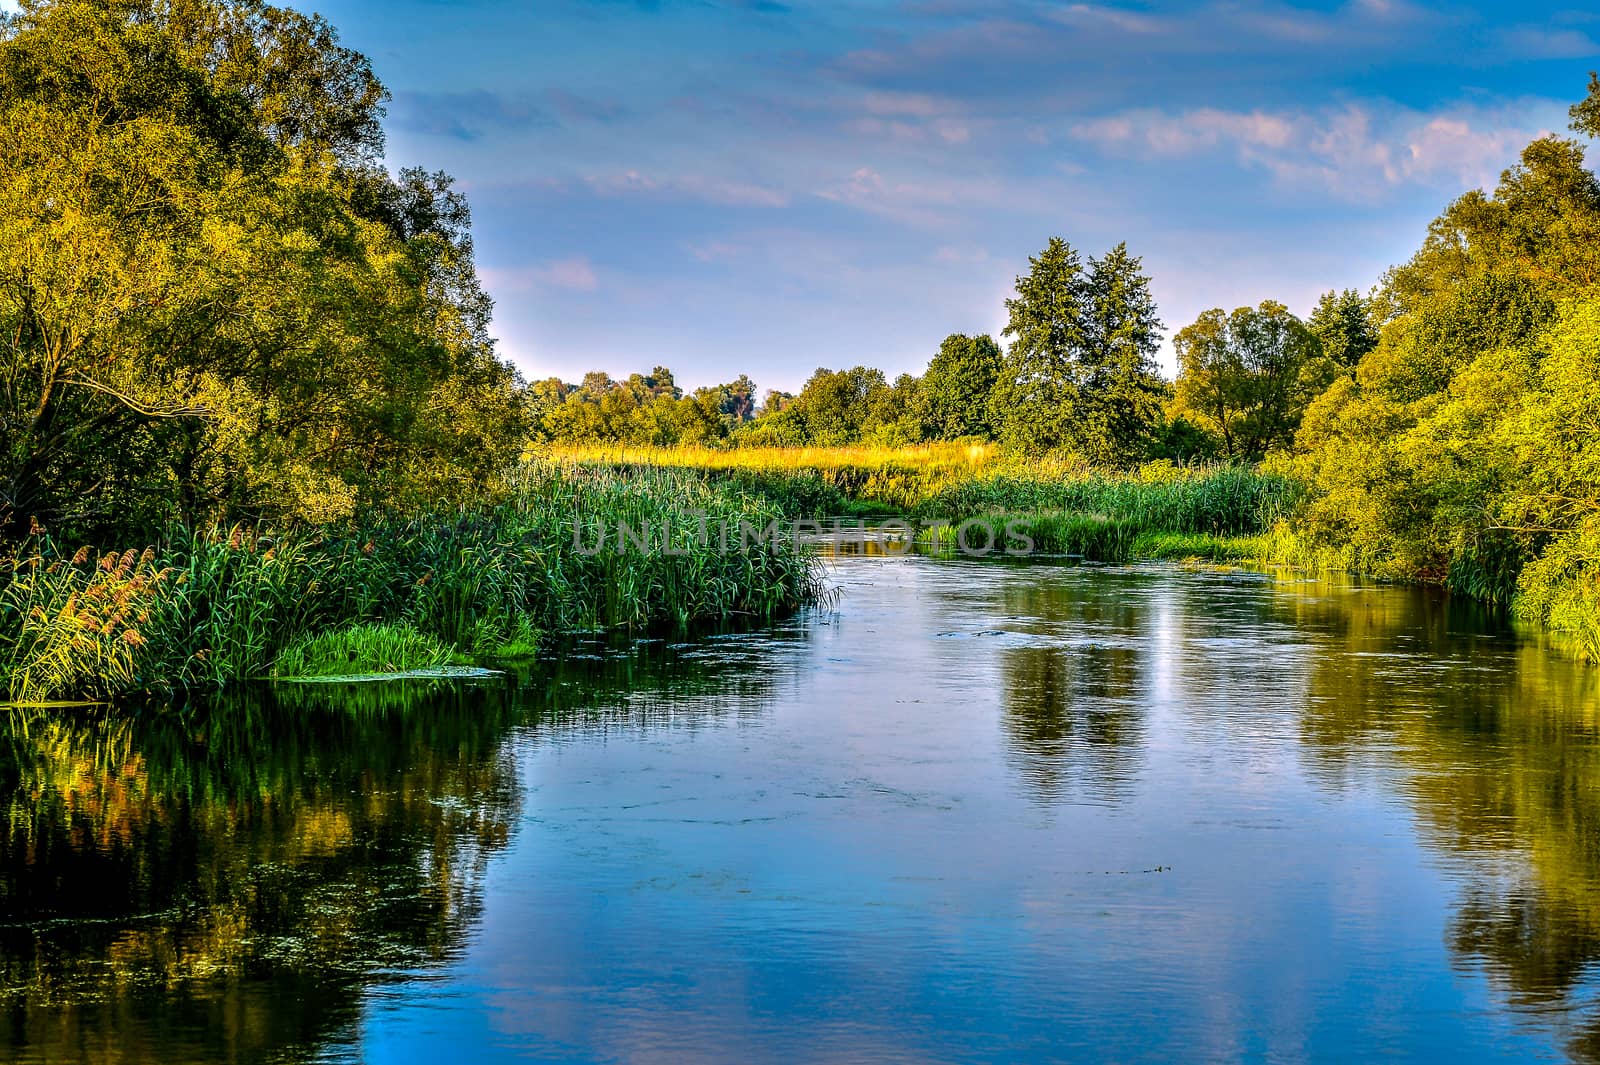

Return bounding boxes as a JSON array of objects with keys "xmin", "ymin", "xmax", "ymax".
[
  {"xmin": 0, "ymin": 0, "xmax": 522, "ymax": 536},
  {"xmin": 920, "ymin": 334, "xmax": 1002, "ymax": 439},
  {"xmin": 1078, "ymin": 243, "xmax": 1166, "ymax": 462},
  {"xmin": 990, "ymin": 237, "xmax": 1164, "ymax": 462},
  {"xmin": 1172, "ymin": 301, "xmax": 1330, "ymax": 461},
  {"xmin": 1307, "ymin": 289, "xmax": 1378, "ymax": 370}
]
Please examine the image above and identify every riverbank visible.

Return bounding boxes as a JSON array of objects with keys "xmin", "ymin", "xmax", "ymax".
[{"xmin": 0, "ymin": 464, "xmax": 826, "ymax": 705}]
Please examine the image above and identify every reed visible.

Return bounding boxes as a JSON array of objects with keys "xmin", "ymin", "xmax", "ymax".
[{"xmin": 0, "ymin": 462, "xmax": 826, "ymax": 704}]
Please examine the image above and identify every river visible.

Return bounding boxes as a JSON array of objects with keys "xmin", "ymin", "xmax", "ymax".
[{"xmin": 3, "ymin": 549, "xmax": 1599, "ymax": 1063}]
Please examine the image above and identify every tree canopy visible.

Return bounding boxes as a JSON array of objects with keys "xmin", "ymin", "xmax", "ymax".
[{"xmin": 0, "ymin": 0, "xmax": 523, "ymax": 537}]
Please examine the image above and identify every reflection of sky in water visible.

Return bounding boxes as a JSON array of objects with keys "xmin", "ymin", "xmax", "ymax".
[{"xmin": 348, "ymin": 558, "xmax": 1594, "ymax": 1064}]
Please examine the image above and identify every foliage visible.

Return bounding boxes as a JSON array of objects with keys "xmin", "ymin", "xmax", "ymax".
[
  {"xmin": 919, "ymin": 334, "xmax": 1003, "ymax": 439},
  {"xmin": 1283, "ymin": 127, "xmax": 1600, "ymax": 659},
  {"xmin": 1307, "ymin": 288, "xmax": 1378, "ymax": 370},
  {"xmin": 1172, "ymin": 301, "xmax": 1335, "ymax": 461},
  {"xmin": 0, "ymin": 0, "xmax": 525, "ymax": 541}
]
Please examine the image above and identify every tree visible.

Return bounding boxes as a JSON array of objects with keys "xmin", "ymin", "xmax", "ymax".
[
  {"xmin": 990, "ymin": 237, "xmax": 1087, "ymax": 455},
  {"xmin": 0, "ymin": 0, "xmax": 523, "ymax": 536},
  {"xmin": 920, "ymin": 334, "xmax": 1002, "ymax": 439},
  {"xmin": 863, "ymin": 373, "xmax": 924, "ymax": 446},
  {"xmin": 1078, "ymin": 243, "xmax": 1166, "ymax": 461},
  {"xmin": 990, "ymin": 237, "xmax": 1164, "ymax": 461},
  {"xmin": 1307, "ymin": 289, "xmax": 1378, "ymax": 370},
  {"xmin": 1172, "ymin": 301, "xmax": 1329, "ymax": 461}
]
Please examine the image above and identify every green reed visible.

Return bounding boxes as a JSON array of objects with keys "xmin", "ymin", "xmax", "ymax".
[{"xmin": 0, "ymin": 463, "xmax": 826, "ymax": 704}]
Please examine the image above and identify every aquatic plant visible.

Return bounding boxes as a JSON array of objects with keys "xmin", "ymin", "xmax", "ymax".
[{"xmin": 270, "ymin": 624, "xmax": 457, "ymax": 678}]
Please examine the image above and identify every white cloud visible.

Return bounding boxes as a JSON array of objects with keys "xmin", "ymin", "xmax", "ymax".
[{"xmin": 1070, "ymin": 100, "xmax": 1559, "ymax": 201}]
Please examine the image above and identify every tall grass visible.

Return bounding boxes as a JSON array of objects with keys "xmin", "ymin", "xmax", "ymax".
[
  {"xmin": 0, "ymin": 463, "xmax": 826, "ymax": 704},
  {"xmin": 909, "ymin": 465, "xmax": 1303, "ymax": 535},
  {"xmin": 546, "ymin": 442, "xmax": 1002, "ymax": 513}
]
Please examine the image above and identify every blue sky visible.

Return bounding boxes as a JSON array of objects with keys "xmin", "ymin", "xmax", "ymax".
[{"xmin": 305, "ymin": 0, "xmax": 1598, "ymax": 391}]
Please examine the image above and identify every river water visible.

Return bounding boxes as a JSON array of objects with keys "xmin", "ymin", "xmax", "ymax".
[{"xmin": 3, "ymin": 550, "xmax": 1600, "ymax": 1063}]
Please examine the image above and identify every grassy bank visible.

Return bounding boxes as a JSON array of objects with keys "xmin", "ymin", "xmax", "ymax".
[
  {"xmin": 553, "ymin": 447, "xmax": 1301, "ymax": 566},
  {"xmin": 0, "ymin": 463, "xmax": 825, "ymax": 705}
]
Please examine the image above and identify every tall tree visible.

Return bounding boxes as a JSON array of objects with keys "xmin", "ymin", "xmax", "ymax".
[
  {"xmin": 990, "ymin": 237, "xmax": 1164, "ymax": 461},
  {"xmin": 990, "ymin": 237, "xmax": 1088, "ymax": 455},
  {"xmin": 1078, "ymin": 243, "xmax": 1166, "ymax": 461},
  {"xmin": 920, "ymin": 333, "xmax": 1002, "ymax": 439},
  {"xmin": 0, "ymin": 0, "xmax": 522, "ymax": 536}
]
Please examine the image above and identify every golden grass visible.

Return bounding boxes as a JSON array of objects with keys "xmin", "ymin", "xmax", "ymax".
[{"xmin": 539, "ymin": 441, "xmax": 1003, "ymax": 475}]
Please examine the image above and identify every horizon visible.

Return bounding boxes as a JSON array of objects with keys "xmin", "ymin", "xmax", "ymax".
[{"xmin": 299, "ymin": 0, "xmax": 1598, "ymax": 392}]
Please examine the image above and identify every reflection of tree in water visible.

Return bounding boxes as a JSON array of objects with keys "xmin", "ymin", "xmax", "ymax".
[
  {"xmin": 0, "ymin": 632, "xmax": 792, "ymax": 1064},
  {"xmin": 995, "ymin": 578, "xmax": 1146, "ymax": 805},
  {"xmin": 1285, "ymin": 577, "xmax": 1600, "ymax": 1061},
  {"xmin": 0, "ymin": 678, "xmax": 520, "ymax": 1063}
]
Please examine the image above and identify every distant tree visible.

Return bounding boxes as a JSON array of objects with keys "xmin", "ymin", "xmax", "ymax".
[
  {"xmin": 864, "ymin": 373, "xmax": 924, "ymax": 446},
  {"xmin": 1078, "ymin": 243, "xmax": 1166, "ymax": 461},
  {"xmin": 1307, "ymin": 289, "xmax": 1379, "ymax": 370},
  {"xmin": 645, "ymin": 366, "xmax": 679, "ymax": 399},
  {"xmin": 990, "ymin": 237, "xmax": 1087, "ymax": 455},
  {"xmin": 721, "ymin": 374, "xmax": 758, "ymax": 422},
  {"xmin": 1172, "ymin": 301, "xmax": 1331, "ymax": 461},
  {"xmin": 789, "ymin": 366, "xmax": 888, "ymax": 446},
  {"xmin": 579, "ymin": 372, "xmax": 616, "ymax": 400},
  {"xmin": 920, "ymin": 334, "xmax": 1002, "ymax": 439},
  {"xmin": 990, "ymin": 237, "xmax": 1164, "ymax": 461}
]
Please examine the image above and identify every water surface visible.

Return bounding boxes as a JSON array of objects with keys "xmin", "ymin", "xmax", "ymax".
[{"xmin": 4, "ymin": 553, "xmax": 1600, "ymax": 1063}]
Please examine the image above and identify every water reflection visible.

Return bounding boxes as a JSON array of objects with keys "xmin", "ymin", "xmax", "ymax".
[
  {"xmin": 0, "ymin": 633, "xmax": 796, "ymax": 1064},
  {"xmin": 991, "ymin": 571, "xmax": 1149, "ymax": 805},
  {"xmin": 1268, "ymin": 576, "xmax": 1600, "ymax": 1060}
]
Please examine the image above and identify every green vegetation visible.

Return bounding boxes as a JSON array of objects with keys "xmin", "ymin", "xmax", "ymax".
[
  {"xmin": 0, "ymin": 465, "xmax": 823, "ymax": 704},
  {"xmin": 270, "ymin": 623, "xmax": 458, "ymax": 679},
  {"xmin": 0, "ymin": 0, "xmax": 525, "ymax": 543}
]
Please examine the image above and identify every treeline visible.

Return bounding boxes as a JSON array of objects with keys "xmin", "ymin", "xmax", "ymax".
[{"xmin": 532, "ymin": 243, "xmax": 1375, "ymax": 466}]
